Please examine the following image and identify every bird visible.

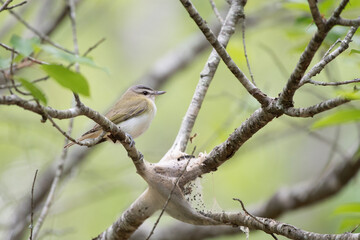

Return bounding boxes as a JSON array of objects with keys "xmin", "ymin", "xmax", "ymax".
[{"xmin": 64, "ymin": 85, "xmax": 166, "ymax": 148}]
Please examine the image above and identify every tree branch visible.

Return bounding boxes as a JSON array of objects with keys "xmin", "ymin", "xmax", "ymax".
[
  {"xmin": 307, "ymin": 0, "xmax": 325, "ymax": 30},
  {"xmin": 205, "ymin": 211, "xmax": 360, "ymax": 240},
  {"xmin": 300, "ymin": 26, "xmax": 358, "ymax": 86},
  {"xmin": 284, "ymin": 97, "xmax": 349, "ymax": 118},
  {"xmin": 178, "ymin": 0, "xmax": 270, "ymax": 106},
  {"xmin": 277, "ymin": 0, "xmax": 351, "ymax": 108},
  {"xmin": 168, "ymin": 0, "xmax": 246, "ymax": 154}
]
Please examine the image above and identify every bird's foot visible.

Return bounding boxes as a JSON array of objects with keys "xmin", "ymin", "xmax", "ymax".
[{"xmin": 125, "ymin": 133, "xmax": 135, "ymax": 148}]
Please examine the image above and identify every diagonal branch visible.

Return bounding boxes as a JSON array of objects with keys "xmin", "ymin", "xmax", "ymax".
[
  {"xmin": 307, "ymin": 0, "xmax": 325, "ymax": 30},
  {"xmin": 300, "ymin": 26, "xmax": 358, "ymax": 86},
  {"xmin": 181, "ymin": 108, "xmax": 277, "ymax": 185},
  {"xmin": 277, "ymin": 0, "xmax": 351, "ymax": 108},
  {"xmin": 206, "ymin": 210, "xmax": 360, "ymax": 240},
  {"xmin": 168, "ymin": 0, "xmax": 246, "ymax": 154},
  {"xmin": 284, "ymin": 97, "xmax": 349, "ymax": 118},
  {"xmin": 178, "ymin": 0, "xmax": 270, "ymax": 106}
]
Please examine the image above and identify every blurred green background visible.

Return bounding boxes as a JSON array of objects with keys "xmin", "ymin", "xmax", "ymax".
[{"xmin": 0, "ymin": 0, "xmax": 359, "ymax": 239}]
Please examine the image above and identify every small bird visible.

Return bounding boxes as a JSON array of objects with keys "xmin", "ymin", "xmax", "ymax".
[{"xmin": 64, "ymin": 85, "xmax": 165, "ymax": 148}]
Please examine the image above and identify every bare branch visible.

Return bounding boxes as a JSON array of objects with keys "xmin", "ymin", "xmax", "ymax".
[
  {"xmin": 181, "ymin": 108, "xmax": 277, "ymax": 184},
  {"xmin": 331, "ymin": 0, "xmax": 350, "ymax": 19},
  {"xmin": 307, "ymin": 0, "xmax": 325, "ymax": 30},
  {"xmin": 336, "ymin": 17, "xmax": 360, "ymax": 27},
  {"xmin": 0, "ymin": 0, "xmax": 12, "ymax": 12},
  {"xmin": 178, "ymin": 0, "xmax": 270, "ymax": 106},
  {"xmin": 205, "ymin": 211, "xmax": 360, "ymax": 240},
  {"xmin": 0, "ymin": 0, "xmax": 26, "ymax": 11},
  {"xmin": 169, "ymin": 0, "xmax": 246, "ymax": 154},
  {"xmin": 209, "ymin": 0, "xmax": 224, "ymax": 24},
  {"xmin": 146, "ymin": 156, "xmax": 192, "ymax": 240},
  {"xmin": 241, "ymin": 10, "xmax": 255, "ymax": 85},
  {"xmin": 44, "ymin": 109, "xmax": 107, "ymax": 148},
  {"xmin": 277, "ymin": 0, "xmax": 351, "ymax": 108},
  {"xmin": 307, "ymin": 78, "xmax": 360, "ymax": 86},
  {"xmin": 284, "ymin": 97, "xmax": 349, "ymax": 118},
  {"xmin": 300, "ymin": 26, "xmax": 358, "ymax": 86},
  {"xmin": 29, "ymin": 169, "xmax": 38, "ymax": 240}
]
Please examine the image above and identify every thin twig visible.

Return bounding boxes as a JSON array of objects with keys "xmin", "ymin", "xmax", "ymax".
[
  {"xmin": 146, "ymin": 152, "xmax": 194, "ymax": 240},
  {"xmin": 29, "ymin": 169, "xmax": 38, "ymax": 240},
  {"xmin": 241, "ymin": 10, "xmax": 255, "ymax": 85},
  {"xmin": 0, "ymin": 42, "xmax": 47, "ymax": 65},
  {"xmin": 0, "ymin": 0, "xmax": 74, "ymax": 54},
  {"xmin": 209, "ymin": 0, "xmax": 224, "ymax": 24},
  {"xmin": 178, "ymin": 0, "xmax": 269, "ymax": 106},
  {"xmin": 3, "ymin": 0, "xmax": 26, "ymax": 10},
  {"xmin": 68, "ymin": 0, "xmax": 79, "ymax": 72},
  {"xmin": 67, "ymin": 0, "xmax": 81, "ymax": 106},
  {"xmin": 307, "ymin": 78, "xmax": 360, "ymax": 86},
  {"xmin": 233, "ymin": 198, "xmax": 278, "ymax": 240},
  {"xmin": 0, "ymin": 0, "xmax": 12, "ymax": 11},
  {"xmin": 83, "ymin": 37, "xmax": 105, "ymax": 56},
  {"xmin": 323, "ymin": 38, "xmax": 341, "ymax": 59},
  {"xmin": 44, "ymin": 108, "xmax": 106, "ymax": 147}
]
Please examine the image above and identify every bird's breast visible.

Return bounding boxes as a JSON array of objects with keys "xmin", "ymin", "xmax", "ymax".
[{"xmin": 118, "ymin": 101, "xmax": 157, "ymax": 138}]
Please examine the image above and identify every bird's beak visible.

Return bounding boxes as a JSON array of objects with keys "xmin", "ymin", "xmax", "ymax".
[{"xmin": 154, "ymin": 90, "xmax": 166, "ymax": 95}]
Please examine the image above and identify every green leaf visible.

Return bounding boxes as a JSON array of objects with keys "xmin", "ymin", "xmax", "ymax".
[
  {"xmin": 337, "ymin": 90, "xmax": 360, "ymax": 100},
  {"xmin": 338, "ymin": 217, "xmax": 360, "ymax": 233},
  {"xmin": 283, "ymin": 1, "xmax": 309, "ymax": 12},
  {"xmin": 334, "ymin": 203, "xmax": 360, "ymax": 215},
  {"xmin": 350, "ymin": 49, "xmax": 360, "ymax": 55},
  {"xmin": 41, "ymin": 45, "xmax": 97, "ymax": 66},
  {"xmin": 41, "ymin": 64, "xmax": 90, "ymax": 96},
  {"xmin": 18, "ymin": 78, "xmax": 47, "ymax": 105},
  {"xmin": 312, "ymin": 109, "xmax": 360, "ymax": 129},
  {"xmin": 10, "ymin": 35, "xmax": 40, "ymax": 57}
]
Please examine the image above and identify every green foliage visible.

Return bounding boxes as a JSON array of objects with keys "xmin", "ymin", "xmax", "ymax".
[
  {"xmin": 350, "ymin": 49, "xmax": 360, "ymax": 55},
  {"xmin": 17, "ymin": 78, "xmax": 47, "ymax": 105},
  {"xmin": 337, "ymin": 90, "xmax": 360, "ymax": 100},
  {"xmin": 9, "ymin": 35, "xmax": 40, "ymax": 57},
  {"xmin": 283, "ymin": 0, "xmax": 309, "ymax": 12},
  {"xmin": 41, "ymin": 45, "xmax": 97, "ymax": 67},
  {"xmin": 334, "ymin": 203, "xmax": 360, "ymax": 233},
  {"xmin": 312, "ymin": 109, "xmax": 360, "ymax": 129},
  {"xmin": 41, "ymin": 64, "xmax": 90, "ymax": 97},
  {"xmin": 334, "ymin": 203, "xmax": 360, "ymax": 214}
]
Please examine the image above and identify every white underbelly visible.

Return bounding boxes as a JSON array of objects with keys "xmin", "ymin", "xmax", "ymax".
[{"xmin": 118, "ymin": 108, "xmax": 156, "ymax": 138}]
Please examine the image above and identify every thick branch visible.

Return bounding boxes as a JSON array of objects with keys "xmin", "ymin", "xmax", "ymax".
[{"xmin": 169, "ymin": 0, "xmax": 245, "ymax": 154}]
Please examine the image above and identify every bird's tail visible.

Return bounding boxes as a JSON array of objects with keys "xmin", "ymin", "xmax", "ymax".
[{"xmin": 63, "ymin": 131, "xmax": 102, "ymax": 149}]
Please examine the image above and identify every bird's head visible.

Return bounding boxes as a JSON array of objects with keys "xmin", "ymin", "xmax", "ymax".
[{"xmin": 128, "ymin": 85, "xmax": 166, "ymax": 101}]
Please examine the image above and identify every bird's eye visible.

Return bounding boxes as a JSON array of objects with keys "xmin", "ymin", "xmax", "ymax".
[{"xmin": 142, "ymin": 91, "xmax": 149, "ymax": 95}]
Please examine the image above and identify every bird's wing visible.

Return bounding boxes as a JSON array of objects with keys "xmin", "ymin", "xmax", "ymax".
[{"xmin": 81, "ymin": 98, "xmax": 148, "ymax": 136}]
